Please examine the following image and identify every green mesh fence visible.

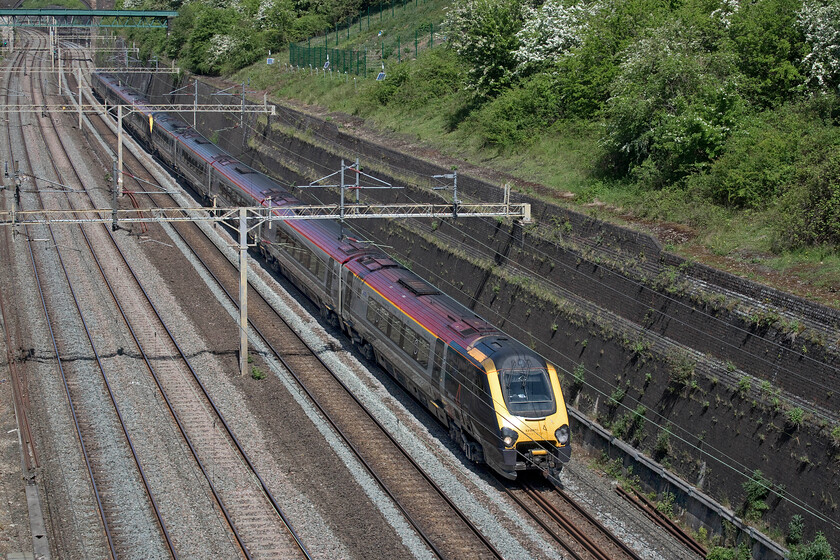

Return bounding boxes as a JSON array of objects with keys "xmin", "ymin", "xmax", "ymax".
[{"xmin": 289, "ymin": 44, "xmax": 368, "ymax": 76}]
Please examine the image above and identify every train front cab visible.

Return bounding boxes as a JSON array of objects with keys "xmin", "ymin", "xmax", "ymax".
[{"xmin": 470, "ymin": 340, "xmax": 571, "ymax": 480}]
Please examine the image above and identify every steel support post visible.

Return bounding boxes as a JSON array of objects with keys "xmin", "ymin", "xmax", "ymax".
[
  {"xmin": 111, "ymin": 158, "xmax": 118, "ymax": 230},
  {"xmin": 77, "ymin": 67, "xmax": 82, "ymax": 128},
  {"xmin": 117, "ymin": 104, "xmax": 123, "ymax": 196},
  {"xmin": 239, "ymin": 208, "xmax": 248, "ymax": 377}
]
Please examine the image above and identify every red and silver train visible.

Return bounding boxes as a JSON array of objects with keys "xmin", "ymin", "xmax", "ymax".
[{"xmin": 91, "ymin": 73, "xmax": 571, "ymax": 480}]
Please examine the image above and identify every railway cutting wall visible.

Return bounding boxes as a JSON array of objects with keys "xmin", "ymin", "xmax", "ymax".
[{"xmin": 130, "ymin": 73, "xmax": 840, "ymax": 552}]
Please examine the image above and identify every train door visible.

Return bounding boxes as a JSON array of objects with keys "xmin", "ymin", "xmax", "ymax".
[
  {"xmin": 339, "ymin": 270, "xmax": 353, "ymax": 317},
  {"xmin": 325, "ymin": 260, "xmax": 335, "ymax": 303},
  {"xmin": 430, "ymin": 338, "xmax": 448, "ymax": 423}
]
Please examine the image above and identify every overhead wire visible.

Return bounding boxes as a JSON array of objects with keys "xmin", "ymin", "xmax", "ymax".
[{"xmin": 135, "ymin": 70, "xmax": 838, "ymax": 529}]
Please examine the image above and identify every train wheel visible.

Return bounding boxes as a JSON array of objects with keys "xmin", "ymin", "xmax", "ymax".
[
  {"xmin": 326, "ymin": 311, "xmax": 340, "ymax": 329},
  {"xmin": 360, "ymin": 341, "xmax": 375, "ymax": 362}
]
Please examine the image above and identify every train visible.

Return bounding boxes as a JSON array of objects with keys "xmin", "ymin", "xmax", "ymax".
[{"xmin": 91, "ymin": 72, "xmax": 571, "ymax": 481}]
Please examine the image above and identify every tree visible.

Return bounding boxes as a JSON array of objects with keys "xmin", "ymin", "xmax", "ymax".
[
  {"xmin": 799, "ymin": 0, "xmax": 840, "ymax": 93},
  {"xmin": 514, "ymin": 0, "xmax": 599, "ymax": 76},
  {"xmin": 728, "ymin": 0, "xmax": 806, "ymax": 107},
  {"xmin": 445, "ymin": 0, "xmax": 524, "ymax": 99},
  {"xmin": 602, "ymin": 20, "xmax": 743, "ymax": 186}
]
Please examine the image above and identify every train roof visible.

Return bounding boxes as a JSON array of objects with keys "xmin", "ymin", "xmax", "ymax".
[
  {"xmin": 95, "ymin": 73, "xmax": 153, "ymax": 117},
  {"xmin": 349, "ymin": 256, "xmax": 503, "ymax": 350}
]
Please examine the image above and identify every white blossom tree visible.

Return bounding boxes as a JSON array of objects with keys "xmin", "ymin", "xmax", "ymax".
[
  {"xmin": 207, "ymin": 34, "xmax": 240, "ymax": 66},
  {"xmin": 514, "ymin": 0, "xmax": 600, "ymax": 74},
  {"xmin": 445, "ymin": 0, "xmax": 524, "ymax": 98},
  {"xmin": 799, "ymin": 0, "xmax": 840, "ymax": 92},
  {"xmin": 710, "ymin": 0, "xmax": 740, "ymax": 28}
]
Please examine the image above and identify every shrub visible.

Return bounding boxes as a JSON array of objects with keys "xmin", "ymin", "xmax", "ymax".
[
  {"xmin": 466, "ymin": 72, "xmax": 567, "ymax": 150},
  {"xmin": 706, "ymin": 543, "xmax": 752, "ymax": 560},
  {"xmin": 654, "ymin": 427, "xmax": 671, "ymax": 459},
  {"xmin": 737, "ymin": 376, "xmax": 751, "ymax": 398},
  {"xmin": 789, "ymin": 532, "xmax": 835, "ymax": 560},
  {"xmin": 609, "ymin": 385, "xmax": 627, "ymax": 407},
  {"xmin": 387, "ymin": 49, "xmax": 463, "ymax": 110},
  {"xmin": 514, "ymin": 0, "xmax": 597, "ymax": 76},
  {"xmin": 656, "ymin": 491, "xmax": 675, "ymax": 516},
  {"xmin": 774, "ymin": 130, "xmax": 840, "ymax": 249},
  {"xmin": 573, "ymin": 362, "xmax": 586, "ymax": 387},
  {"xmin": 603, "ymin": 19, "xmax": 744, "ymax": 187},
  {"xmin": 728, "ymin": 0, "xmax": 806, "ymax": 108},
  {"xmin": 787, "ymin": 407, "xmax": 805, "ymax": 429},
  {"xmin": 799, "ymin": 0, "xmax": 840, "ymax": 93},
  {"xmin": 691, "ymin": 109, "xmax": 798, "ymax": 208},
  {"xmin": 831, "ymin": 424, "xmax": 840, "ymax": 447},
  {"xmin": 742, "ymin": 469, "xmax": 771, "ymax": 521},
  {"xmin": 668, "ymin": 351, "xmax": 696, "ymax": 387},
  {"xmin": 787, "ymin": 514, "xmax": 805, "ymax": 546},
  {"xmin": 551, "ymin": 0, "xmax": 671, "ymax": 118}
]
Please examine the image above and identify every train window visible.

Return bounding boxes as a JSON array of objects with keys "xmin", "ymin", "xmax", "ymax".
[
  {"xmin": 366, "ymin": 300, "xmax": 377, "ymax": 327},
  {"xmin": 344, "ymin": 276, "xmax": 354, "ymax": 308},
  {"xmin": 402, "ymin": 332, "xmax": 416, "ymax": 359},
  {"xmin": 445, "ymin": 348, "xmax": 468, "ymax": 396},
  {"xmin": 432, "ymin": 339, "xmax": 445, "ymax": 384},
  {"xmin": 416, "ymin": 336, "xmax": 429, "ymax": 368},
  {"xmin": 388, "ymin": 314, "xmax": 404, "ymax": 346},
  {"xmin": 499, "ymin": 367, "xmax": 555, "ymax": 417},
  {"xmin": 309, "ymin": 254, "xmax": 325, "ymax": 281}
]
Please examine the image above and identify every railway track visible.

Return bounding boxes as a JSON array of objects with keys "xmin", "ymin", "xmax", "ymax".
[
  {"xmin": 74, "ymin": 53, "xmax": 515, "ymax": 558},
  {"xmin": 499, "ymin": 475, "xmax": 644, "ymax": 560},
  {"xmin": 1, "ymin": 30, "xmax": 701, "ymax": 560},
  {"xmin": 74, "ymin": 42, "xmax": 688, "ymax": 559},
  {"xmin": 102, "ymin": 118, "xmax": 506, "ymax": 560},
  {"xmin": 5, "ymin": 31, "xmax": 312, "ymax": 559},
  {"xmin": 7, "ymin": 32, "xmax": 176, "ymax": 559}
]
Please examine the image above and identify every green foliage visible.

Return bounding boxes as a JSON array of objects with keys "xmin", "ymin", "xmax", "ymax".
[
  {"xmin": 736, "ymin": 376, "xmax": 751, "ymax": 398},
  {"xmin": 728, "ymin": 0, "xmax": 806, "ymax": 107},
  {"xmin": 609, "ymin": 384, "xmax": 627, "ymax": 406},
  {"xmin": 774, "ymin": 128, "xmax": 840, "ymax": 249},
  {"xmin": 789, "ymin": 533, "xmax": 835, "ymax": 560},
  {"xmin": 668, "ymin": 351, "xmax": 696, "ymax": 387},
  {"xmin": 366, "ymin": 48, "xmax": 461, "ymax": 108},
  {"xmin": 445, "ymin": 0, "xmax": 524, "ymax": 98},
  {"xmin": 551, "ymin": 0, "xmax": 671, "ymax": 118},
  {"xmin": 654, "ymin": 427, "xmax": 671, "ymax": 459},
  {"xmin": 742, "ymin": 469, "xmax": 771, "ymax": 521},
  {"xmin": 128, "ymin": 0, "xmax": 840, "ymax": 263},
  {"xmin": 465, "ymin": 72, "xmax": 568, "ymax": 150},
  {"xmin": 706, "ymin": 543, "xmax": 752, "ymax": 560},
  {"xmin": 656, "ymin": 491, "xmax": 675, "ymax": 516},
  {"xmin": 831, "ymin": 424, "xmax": 840, "ymax": 447},
  {"xmin": 787, "ymin": 514, "xmax": 805, "ymax": 546},
  {"xmin": 786, "ymin": 407, "xmax": 805, "ymax": 428},
  {"xmin": 800, "ymin": 0, "xmax": 840, "ymax": 93},
  {"xmin": 689, "ymin": 108, "xmax": 799, "ymax": 208},
  {"xmin": 613, "ymin": 404, "xmax": 646, "ymax": 442},
  {"xmin": 603, "ymin": 19, "xmax": 744, "ymax": 187},
  {"xmin": 572, "ymin": 362, "xmax": 586, "ymax": 387},
  {"xmin": 251, "ymin": 366, "xmax": 266, "ymax": 380}
]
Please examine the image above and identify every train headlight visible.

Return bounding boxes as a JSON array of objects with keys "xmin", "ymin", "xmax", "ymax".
[
  {"xmin": 555, "ymin": 425, "xmax": 570, "ymax": 446},
  {"xmin": 500, "ymin": 427, "xmax": 519, "ymax": 448}
]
